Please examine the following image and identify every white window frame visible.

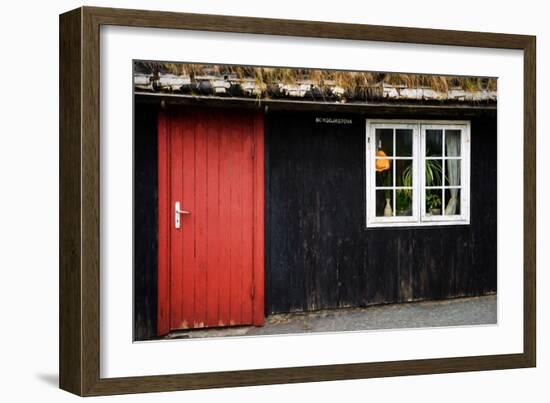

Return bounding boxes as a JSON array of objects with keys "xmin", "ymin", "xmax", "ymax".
[{"xmin": 366, "ymin": 119, "xmax": 471, "ymax": 228}]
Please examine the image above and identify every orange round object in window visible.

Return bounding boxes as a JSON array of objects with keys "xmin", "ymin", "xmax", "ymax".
[{"xmin": 376, "ymin": 150, "xmax": 391, "ymax": 172}]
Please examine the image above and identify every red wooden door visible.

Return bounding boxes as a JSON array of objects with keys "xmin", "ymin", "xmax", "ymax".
[{"xmin": 157, "ymin": 108, "xmax": 264, "ymax": 335}]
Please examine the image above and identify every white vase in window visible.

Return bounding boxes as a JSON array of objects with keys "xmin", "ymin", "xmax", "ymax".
[{"xmin": 384, "ymin": 198, "xmax": 392, "ymax": 217}]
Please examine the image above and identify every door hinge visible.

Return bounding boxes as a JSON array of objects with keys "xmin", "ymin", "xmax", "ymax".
[
  {"xmin": 250, "ymin": 283, "xmax": 255, "ymax": 299},
  {"xmin": 251, "ymin": 142, "xmax": 256, "ymax": 159}
]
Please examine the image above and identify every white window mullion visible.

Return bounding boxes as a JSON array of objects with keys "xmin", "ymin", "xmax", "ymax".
[
  {"xmin": 414, "ymin": 124, "xmax": 420, "ymax": 222},
  {"xmin": 442, "ymin": 129, "xmax": 446, "ymax": 216},
  {"xmin": 418, "ymin": 125, "xmax": 432, "ymax": 221},
  {"xmin": 462, "ymin": 125, "xmax": 471, "ymax": 221},
  {"xmin": 392, "ymin": 128, "xmax": 396, "ymax": 216},
  {"xmin": 366, "ymin": 121, "xmax": 374, "ymax": 226}
]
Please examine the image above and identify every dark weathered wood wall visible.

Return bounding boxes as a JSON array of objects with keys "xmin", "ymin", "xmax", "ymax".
[
  {"xmin": 266, "ymin": 111, "xmax": 497, "ymax": 314},
  {"xmin": 134, "ymin": 102, "xmax": 159, "ymax": 340}
]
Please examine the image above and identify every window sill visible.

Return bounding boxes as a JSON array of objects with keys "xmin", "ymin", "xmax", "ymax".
[{"xmin": 365, "ymin": 219, "xmax": 470, "ymax": 229}]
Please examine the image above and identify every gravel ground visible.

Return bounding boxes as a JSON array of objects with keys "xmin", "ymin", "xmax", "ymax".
[{"xmin": 164, "ymin": 294, "xmax": 497, "ymax": 340}]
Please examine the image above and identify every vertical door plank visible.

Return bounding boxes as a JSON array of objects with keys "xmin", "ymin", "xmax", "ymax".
[
  {"xmin": 241, "ymin": 113, "xmax": 255, "ymax": 323},
  {"xmin": 218, "ymin": 115, "xmax": 233, "ymax": 327},
  {"xmin": 229, "ymin": 115, "xmax": 244, "ymax": 325},
  {"xmin": 169, "ymin": 113, "xmax": 184, "ymax": 330},
  {"xmin": 253, "ymin": 112, "xmax": 265, "ymax": 325},
  {"xmin": 194, "ymin": 112, "xmax": 208, "ymax": 328},
  {"xmin": 157, "ymin": 111, "xmax": 171, "ymax": 335},
  {"xmin": 181, "ymin": 113, "xmax": 196, "ymax": 329},
  {"xmin": 206, "ymin": 113, "xmax": 221, "ymax": 327}
]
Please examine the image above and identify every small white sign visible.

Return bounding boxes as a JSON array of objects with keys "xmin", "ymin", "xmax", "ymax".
[{"xmin": 315, "ymin": 117, "xmax": 353, "ymax": 124}]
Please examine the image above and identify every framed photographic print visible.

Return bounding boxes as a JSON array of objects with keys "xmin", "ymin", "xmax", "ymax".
[{"xmin": 59, "ymin": 6, "xmax": 536, "ymax": 396}]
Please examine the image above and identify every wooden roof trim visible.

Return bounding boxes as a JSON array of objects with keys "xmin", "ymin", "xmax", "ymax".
[{"xmin": 135, "ymin": 91, "xmax": 497, "ymax": 116}]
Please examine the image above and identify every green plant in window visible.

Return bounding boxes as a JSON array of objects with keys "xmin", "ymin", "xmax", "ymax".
[
  {"xmin": 425, "ymin": 159, "xmax": 443, "ymax": 186},
  {"xmin": 396, "ymin": 189, "xmax": 412, "ymax": 215},
  {"xmin": 401, "ymin": 163, "xmax": 413, "ymax": 188},
  {"xmin": 395, "ymin": 164, "xmax": 413, "ymax": 216},
  {"xmin": 426, "ymin": 193, "xmax": 442, "ymax": 212}
]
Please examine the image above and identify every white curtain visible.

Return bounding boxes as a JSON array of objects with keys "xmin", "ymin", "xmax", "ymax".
[{"xmin": 445, "ymin": 134, "xmax": 460, "ymax": 215}]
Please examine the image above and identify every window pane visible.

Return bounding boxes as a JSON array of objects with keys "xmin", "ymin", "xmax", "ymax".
[
  {"xmin": 396, "ymin": 129, "xmax": 413, "ymax": 157},
  {"xmin": 376, "ymin": 167, "xmax": 393, "ymax": 187},
  {"xmin": 426, "ymin": 129, "xmax": 443, "ymax": 156},
  {"xmin": 396, "ymin": 189, "xmax": 413, "ymax": 216},
  {"xmin": 444, "ymin": 188, "xmax": 461, "ymax": 216},
  {"xmin": 375, "ymin": 128, "xmax": 393, "ymax": 156},
  {"xmin": 376, "ymin": 189, "xmax": 394, "ymax": 217},
  {"xmin": 445, "ymin": 130, "xmax": 461, "ymax": 157},
  {"xmin": 445, "ymin": 159, "xmax": 461, "ymax": 187},
  {"xmin": 425, "ymin": 189, "xmax": 442, "ymax": 216},
  {"xmin": 396, "ymin": 159, "xmax": 412, "ymax": 187},
  {"xmin": 425, "ymin": 159, "xmax": 443, "ymax": 186}
]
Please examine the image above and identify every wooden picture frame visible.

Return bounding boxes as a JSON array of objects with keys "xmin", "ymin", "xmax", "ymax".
[{"xmin": 59, "ymin": 6, "xmax": 536, "ymax": 396}]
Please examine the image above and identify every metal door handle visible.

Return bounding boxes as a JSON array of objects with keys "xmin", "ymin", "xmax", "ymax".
[{"xmin": 175, "ymin": 201, "xmax": 190, "ymax": 229}]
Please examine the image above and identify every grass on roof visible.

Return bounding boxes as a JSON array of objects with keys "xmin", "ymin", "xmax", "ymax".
[{"xmin": 135, "ymin": 61, "xmax": 497, "ymax": 92}]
